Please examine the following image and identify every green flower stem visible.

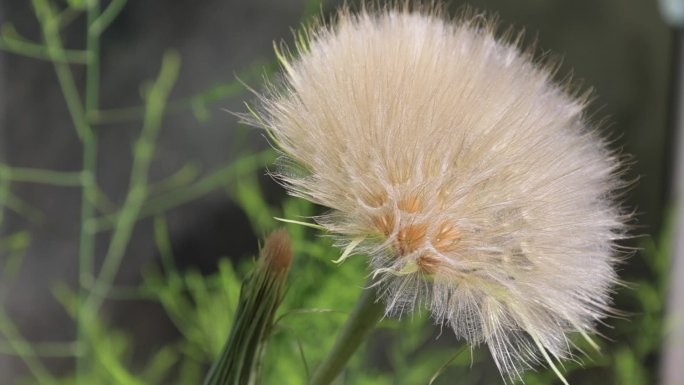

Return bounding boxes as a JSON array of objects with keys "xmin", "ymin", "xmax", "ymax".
[{"xmin": 308, "ymin": 282, "xmax": 385, "ymax": 385}]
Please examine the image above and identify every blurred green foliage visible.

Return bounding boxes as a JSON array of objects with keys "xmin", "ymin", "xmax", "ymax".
[{"xmin": 9, "ymin": 177, "xmax": 670, "ymax": 384}]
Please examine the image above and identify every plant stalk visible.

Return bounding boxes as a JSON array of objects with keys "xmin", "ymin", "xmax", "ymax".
[
  {"xmin": 308, "ymin": 283, "xmax": 385, "ymax": 385},
  {"xmin": 76, "ymin": 1, "xmax": 100, "ymax": 382}
]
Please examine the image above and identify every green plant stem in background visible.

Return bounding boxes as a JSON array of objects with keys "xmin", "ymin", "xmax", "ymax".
[
  {"xmin": 0, "ymin": 165, "xmax": 84, "ymax": 186},
  {"xmin": 0, "ymin": 341, "xmax": 80, "ymax": 358},
  {"xmin": 84, "ymin": 51, "xmax": 180, "ymax": 317},
  {"xmin": 89, "ymin": 0, "xmax": 128, "ymax": 36},
  {"xmin": 3, "ymin": 192, "xmax": 45, "ymax": 223},
  {"xmin": 88, "ymin": 61, "xmax": 271, "ymax": 125},
  {"xmin": 0, "ymin": 310, "xmax": 58, "ymax": 385},
  {"xmin": 0, "ymin": 169, "xmax": 10, "ymax": 226},
  {"xmin": 28, "ymin": 1, "xmax": 101, "ymax": 381},
  {"xmin": 89, "ymin": 150, "xmax": 275, "ymax": 232},
  {"xmin": 76, "ymin": 1, "xmax": 101, "ymax": 381},
  {"xmin": 32, "ymin": 0, "xmax": 89, "ymax": 140},
  {"xmin": 308, "ymin": 283, "xmax": 385, "ymax": 385},
  {"xmin": 0, "ymin": 34, "xmax": 90, "ymax": 64}
]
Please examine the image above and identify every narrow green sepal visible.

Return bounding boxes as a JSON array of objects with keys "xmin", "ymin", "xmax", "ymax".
[{"xmin": 203, "ymin": 229, "xmax": 292, "ymax": 385}]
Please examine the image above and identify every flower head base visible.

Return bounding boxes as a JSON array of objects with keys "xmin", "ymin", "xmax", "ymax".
[{"xmin": 245, "ymin": 4, "xmax": 628, "ymax": 383}]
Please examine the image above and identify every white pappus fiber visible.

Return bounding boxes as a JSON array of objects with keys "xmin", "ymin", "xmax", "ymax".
[{"xmin": 244, "ymin": 4, "xmax": 629, "ymax": 383}]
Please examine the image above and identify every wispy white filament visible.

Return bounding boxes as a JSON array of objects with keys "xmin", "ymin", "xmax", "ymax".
[{"xmin": 245, "ymin": 4, "xmax": 628, "ymax": 382}]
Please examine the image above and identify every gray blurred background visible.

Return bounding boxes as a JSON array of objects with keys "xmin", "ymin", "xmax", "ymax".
[{"xmin": 0, "ymin": 0, "xmax": 673, "ymax": 383}]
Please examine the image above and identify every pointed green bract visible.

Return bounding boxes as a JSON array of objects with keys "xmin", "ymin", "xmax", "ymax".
[{"xmin": 203, "ymin": 230, "xmax": 292, "ymax": 385}]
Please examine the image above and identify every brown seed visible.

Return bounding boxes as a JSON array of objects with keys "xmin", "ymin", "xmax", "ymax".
[
  {"xmin": 398, "ymin": 194, "xmax": 422, "ymax": 213},
  {"xmin": 437, "ymin": 188, "xmax": 450, "ymax": 209},
  {"xmin": 433, "ymin": 222, "xmax": 461, "ymax": 252},
  {"xmin": 416, "ymin": 252, "xmax": 441, "ymax": 274},
  {"xmin": 387, "ymin": 163, "xmax": 410, "ymax": 184},
  {"xmin": 372, "ymin": 212, "xmax": 395, "ymax": 236},
  {"xmin": 360, "ymin": 189, "xmax": 387, "ymax": 208},
  {"xmin": 396, "ymin": 223, "xmax": 427, "ymax": 255}
]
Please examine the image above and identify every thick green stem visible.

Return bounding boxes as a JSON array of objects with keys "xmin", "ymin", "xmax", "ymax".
[{"xmin": 308, "ymin": 283, "xmax": 385, "ymax": 385}]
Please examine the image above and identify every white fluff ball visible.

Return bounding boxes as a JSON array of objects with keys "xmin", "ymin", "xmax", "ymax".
[{"xmin": 245, "ymin": 5, "xmax": 629, "ymax": 383}]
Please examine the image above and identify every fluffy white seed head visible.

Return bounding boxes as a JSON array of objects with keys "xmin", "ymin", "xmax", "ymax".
[{"xmin": 245, "ymin": 4, "xmax": 628, "ymax": 382}]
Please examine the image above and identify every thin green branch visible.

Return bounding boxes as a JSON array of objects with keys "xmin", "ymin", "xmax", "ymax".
[
  {"xmin": 92, "ymin": 337, "xmax": 146, "ymax": 385},
  {"xmin": 32, "ymin": 0, "xmax": 89, "ymax": 140},
  {"xmin": 76, "ymin": 0, "xmax": 101, "ymax": 380},
  {"xmin": 0, "ymin": 341, "xmax": 80, "ymax": 357},
  {"xmin": 90, "ymin": 80, "xmax": 245, "ymax": 124},
  {"xmin": 90, "ymin": 150, "xmax": 275, "ymax": 232},
  {"xmin": 0, "ymin": 231, "xmax": 30, "ymax": 253},
  {"xmin": 84, "ymin": 50, "xmax": 180, "ymax": 317},
  {"xmin": 55, "ymin": 6, "xmax": 82, "ymax": 28},
  {"xmin": 85, "ymin": 1, "xmax": 100, "ymax": 114},
  {"xmin": 0, "ymin": 164, "xmax": 84, "ymax": 186},
  {"xmin": 103, "ymin": 285, "xmax": 156, "ymax": 301},
  {"xmin": 0, "ymin": 171, "xmax": 9, "ymax": 226},
  {"xmin": 0, "ymin": 232, "xmax": 30, "ymax": 288},
  {"xmin": 0, "ymin": 35, "xmax": 90, "ymax": 64},
  {"xmin": 89, "ymin": 0, "xmax": 127, "ymax": 36},
  {"xmin": 89, "ymin": 59, "xmax": 274, "ymax": 125},
  {"xmin": 0, "ymin": 310, "xmax": 58, "ymax": 385},
  {"xmin": 4, "ymin": 192, "xmax": 45, "ymax": 223},
  {"xmin": 147, "ymin": 162, "xmax": 200, "ymax": 197},
  {"xmin": 91, "ymin": 183, "xmax": 118, "ymax": 214}
]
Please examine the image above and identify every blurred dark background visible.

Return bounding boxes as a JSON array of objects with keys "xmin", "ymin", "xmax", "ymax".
[{"xmin": 0, "ymin": 0, "xmax": 674, "ymax": 383}]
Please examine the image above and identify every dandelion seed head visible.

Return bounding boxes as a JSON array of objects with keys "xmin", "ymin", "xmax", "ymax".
[{"xmin": 245, "ymin": 4, "xmax": 628, "ymax": 382}]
